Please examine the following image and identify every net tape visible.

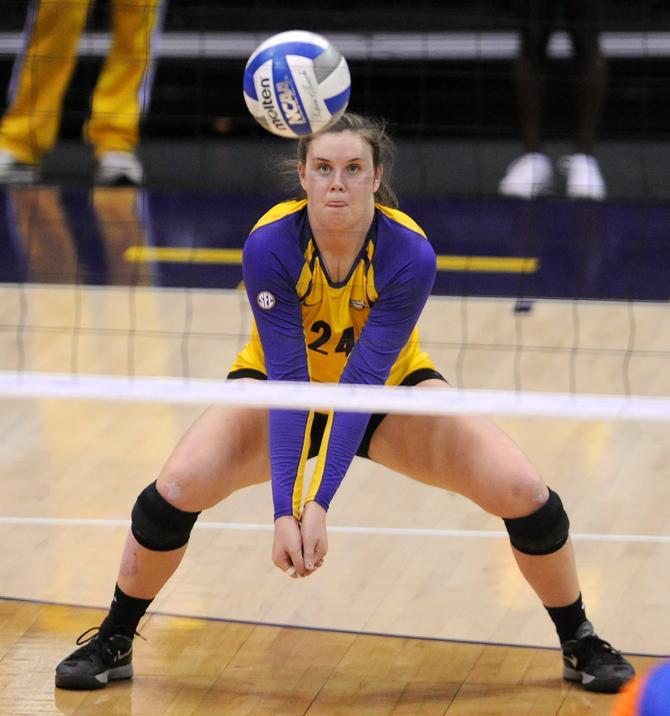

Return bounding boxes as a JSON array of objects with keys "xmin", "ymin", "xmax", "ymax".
[{"xmin": 1, "ymin": 372, "xmax": 669, "ymax": 421}]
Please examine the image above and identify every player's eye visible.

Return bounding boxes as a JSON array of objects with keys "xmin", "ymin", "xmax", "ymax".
[
  {"xmin": 347, "ymin": 164, "xmax": 360, "ymax": 174},
  {"xmin": 317, "ymin": 163, "xmax": 331, "ymax": 174}
]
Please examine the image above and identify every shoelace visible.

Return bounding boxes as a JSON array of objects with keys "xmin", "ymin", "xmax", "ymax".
[
  {"xmin": 74, "ymin": 626, "xmax": 145, "ymax": 647},
  {"xmin": 576, "ymin": 634, "xmax": 624, "ymax": 664}
]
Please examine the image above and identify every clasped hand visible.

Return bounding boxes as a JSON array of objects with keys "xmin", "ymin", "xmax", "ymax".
[{"xmin": 273, "ymin": 500, "xmax": 328, "ymax": 578}]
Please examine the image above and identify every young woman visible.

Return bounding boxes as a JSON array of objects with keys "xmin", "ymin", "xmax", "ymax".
[{"xmin": 56, "ymin": 113, "xmax": 634, "ymax": 693}]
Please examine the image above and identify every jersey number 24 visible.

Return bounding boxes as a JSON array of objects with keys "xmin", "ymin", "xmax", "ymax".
[{"xmin": 308, "ymin": 321, "xmax": 355, "ymax": 357}]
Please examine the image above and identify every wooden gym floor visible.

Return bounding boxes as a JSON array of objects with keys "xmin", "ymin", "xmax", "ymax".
[
  {"xmin": 0, "ymin": 286, "xmax": 668, "ymax": 714},
  {"xmin": 0, "ymin": 600, "xmax": 662, "ymax": 715}
]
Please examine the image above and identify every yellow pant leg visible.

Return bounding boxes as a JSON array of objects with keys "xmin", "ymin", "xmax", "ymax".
[
  {"xmin": 85, "ymin": 0, "xmax": 163, "ymax": 156},
  {"xmin": 0, "ymin": 0, "xmax": 91, "ymax": 164}
]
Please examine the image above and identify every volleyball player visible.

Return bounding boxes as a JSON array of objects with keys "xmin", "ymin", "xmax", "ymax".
[{"xmin": 55, "ymin": 113, "xmax": 634, "ymax": 693}]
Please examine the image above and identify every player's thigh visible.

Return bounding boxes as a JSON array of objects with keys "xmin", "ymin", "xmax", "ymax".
[
  {"xmin": 156, "ymin": 404, "xmax": 269, "ymax": 511},
  {"xmin": 367, "ymin": 380, "xmax": 547, "ymax": 518}
]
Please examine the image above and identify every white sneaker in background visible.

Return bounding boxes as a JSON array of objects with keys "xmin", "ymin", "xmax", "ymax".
[
  {"xmin": 499, "ymin": 152, "xmax": 554, "ymax": 198},
  {"xmin": 0, "ymin": 149, "xmax": 39, "ymax": 183},
  {"xmin": 560, "ymin": 153, "xmax": 606, "ymax": 200},
  {"xmin": 95, "ymin": 151, "xmax": 144, "ymax": 186}
]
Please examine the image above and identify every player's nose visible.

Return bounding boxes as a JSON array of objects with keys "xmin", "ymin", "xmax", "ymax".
[{"xmin": 329, "ymin": 171, "xmax": 345, "ymax": 190}]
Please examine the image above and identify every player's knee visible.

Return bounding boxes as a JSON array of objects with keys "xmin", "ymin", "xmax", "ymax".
[
  {"xmin": 503, "ymin": 488, "xmax": 570, "ymax": 555},
  {"xmin": 131, "ymin": 481, "xmax": 201, "ymax": 551}
]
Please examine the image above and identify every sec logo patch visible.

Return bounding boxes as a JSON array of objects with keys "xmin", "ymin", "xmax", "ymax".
[{"xmin": 256, "ymin": 291, "xmax": 276, "ymax": 310}]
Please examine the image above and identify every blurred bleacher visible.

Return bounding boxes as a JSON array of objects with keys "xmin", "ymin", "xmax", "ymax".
[
  {"xmin": 0, "ymin": 0, "xmax": 669, "ymax": 197},
  {"xmin": 1, "ymin": 2, "xmax": 669, "ymax": 298}
]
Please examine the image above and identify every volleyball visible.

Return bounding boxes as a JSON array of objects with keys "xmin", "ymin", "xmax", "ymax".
[
  {"xmin": 612, "ymin": 661, "xmax": 670, "ymax": 716},
  {"xmin": 243, "ymin": 30, "xmax": 351, "ymax": 138}
]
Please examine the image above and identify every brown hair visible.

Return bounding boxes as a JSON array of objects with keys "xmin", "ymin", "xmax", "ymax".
[{"xmin": 292, "ymin": 113, "xmax": 398, "ymax": 209}]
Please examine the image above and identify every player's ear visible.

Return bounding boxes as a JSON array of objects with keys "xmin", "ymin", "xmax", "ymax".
[
  {"xmin": 298, "ymin": 162, "xmax": 307, "ymax": 191},
  {"xmin": 373, "ymin": 165, "xmax": 383, "ymax": 193}
]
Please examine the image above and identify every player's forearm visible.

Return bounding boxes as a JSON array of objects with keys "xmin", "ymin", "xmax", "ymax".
[
  {"xmin": 269, "ymin": 408, "xmax": 311, "ymax": 520},
  {"xmin": 310, "ymin": 411, "xmax": 370, "ymax": 511}
]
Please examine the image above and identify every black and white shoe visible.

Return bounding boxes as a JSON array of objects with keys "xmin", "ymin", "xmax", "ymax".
[
  {"xmin": 0, "ymin": 149, "xmax": 39, "ymax": 184},
  {"xmin": 55, "ymin": 628, "xmax": 134, "ymax": 690},
  {"xmin": 562, "ymin": 621, "xmax": 635, "ymax": 693}
]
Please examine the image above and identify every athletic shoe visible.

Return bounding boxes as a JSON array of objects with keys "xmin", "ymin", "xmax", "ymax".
[
  {"xmin": 0, "ymin": 149, "xmax": 39, "ymax": 183},
  {"xmin": 95, "ymin": 151, "xmax": 144, "ymax": 186},
  {"xmin": 499, "ymin": 152, "xmax": 553, "ymax": 198},
  {"xmin": 560, "ymin": 153, "xmax": 606, "ymax": 200},
  {"xmin": 55, "ymin": 627, "xmax": 134, "ymax": 690},
  {"xmin": 562, "ymin": 621, "xmax": 635, "ymax": 693}
]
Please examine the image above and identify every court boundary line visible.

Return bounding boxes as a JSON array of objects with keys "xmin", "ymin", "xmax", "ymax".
[
  {"xmin": 1, "ymin": 516, "xmax": 669, "ymax": 545},
  {"xmin": 1, "ymin": 595, "xmax": 666, "ymax": 659}
]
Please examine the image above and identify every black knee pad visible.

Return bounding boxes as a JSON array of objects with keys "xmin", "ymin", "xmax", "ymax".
[
  {"xmin": 131, "ymin": 481, "xmax": 200, "ymax": 551},
  {"xmin": 503, "ymin": 488, "xmax": 570, "ymax": 556}
]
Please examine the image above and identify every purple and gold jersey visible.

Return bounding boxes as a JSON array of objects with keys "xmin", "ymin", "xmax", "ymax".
[{"xmin": 232, "ymin": 200, "xmax": 437, "ymax": 519}]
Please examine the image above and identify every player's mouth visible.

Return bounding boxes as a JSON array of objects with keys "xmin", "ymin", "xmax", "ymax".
[{"xmin": 325, "ymin": 200, "xmax": 347, "ymax": 207}]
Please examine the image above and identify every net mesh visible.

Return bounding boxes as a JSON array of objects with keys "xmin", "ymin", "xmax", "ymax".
[{"xmin": 0, "ymin": 1, "xmax": 668, "ymax": 420}]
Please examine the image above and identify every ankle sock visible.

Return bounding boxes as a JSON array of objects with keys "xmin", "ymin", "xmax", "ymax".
[
  {"xmin": 100, "ymin": 583, "xmax": 153, "ymax": 639},
  {"xmin": 545, "ymin": 593, "xmax": 588, "ymax": 644}
]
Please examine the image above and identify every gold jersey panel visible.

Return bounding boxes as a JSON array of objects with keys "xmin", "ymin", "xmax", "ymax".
[{"xmin": 230, "ymin": 202, "xmax": 436, "ymax": 385}]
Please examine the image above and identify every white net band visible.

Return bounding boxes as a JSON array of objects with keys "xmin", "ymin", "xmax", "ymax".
[{"xmin": 1, "ymin": 371, "xmax": 669, "ymax": 421}]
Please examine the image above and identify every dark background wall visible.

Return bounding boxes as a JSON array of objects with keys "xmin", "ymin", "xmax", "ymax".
[{"xmin": 1, "ymin": 0, "xmax": 669, "ymax": 143}]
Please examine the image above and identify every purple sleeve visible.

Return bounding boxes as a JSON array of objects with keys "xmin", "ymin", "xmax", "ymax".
[
  {"xmin": 312, "ymin": 233, "xmax": 437, "ymax": 511},
  {"xmin": 242, "ymin": 229, "xmax": 309, "ymax": 519}
]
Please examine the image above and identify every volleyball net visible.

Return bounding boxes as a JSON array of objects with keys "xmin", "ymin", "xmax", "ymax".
[
  {"xmin": 1, "ymin": 278, "xmax": 669, "ymax": 423},
  {"xmin": 0, "ymin": 1, "xmax": 669, "ymax": 423}
]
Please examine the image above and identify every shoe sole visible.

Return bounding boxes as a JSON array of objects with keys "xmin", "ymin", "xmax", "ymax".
[
  {"xmin": 55, "ymin": 663, "xmax": 133, "ymax": 690},
  {"xmin": 499, "ymin": 185, "xmax": 553, "ymax": 199},
  {"xmin": 95, "ymin": 171, "xmax": 143, "ymax": 186},
  {"xmin": 563, "ymin": 665, "xmax": 628, "ymax": 693},
  {"xmin": 0, "ymin": 171, "xmax": 39, "ymax": 184},
  {"xmin": 566, "ymin": 191, "xmax": 606, "ymax": 201}
]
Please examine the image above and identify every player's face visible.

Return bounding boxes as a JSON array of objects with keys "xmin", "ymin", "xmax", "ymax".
[{"xmin": 299, "ymin": 130, "xmax": 382, "ymax": 233}]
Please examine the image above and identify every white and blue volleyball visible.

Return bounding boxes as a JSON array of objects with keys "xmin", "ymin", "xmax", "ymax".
[{"xmin": 243, "ymin": 30, "xmax": 351, "ymax": 138}]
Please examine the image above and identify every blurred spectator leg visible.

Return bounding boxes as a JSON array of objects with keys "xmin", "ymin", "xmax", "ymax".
[
  {"xmin": 0, "ymin": 0, "xmax": 91, "ymax": 182},
  {"xmin": 560, "ymin": 0, "xmax": 607, "ymax": 199},
  {"xmin": 88, "ymin": 0, "xmax": 165, "ymax": 185},
  {"xmin": 500, "ymin": 0, "xmax": 554, "ymax": 197}
]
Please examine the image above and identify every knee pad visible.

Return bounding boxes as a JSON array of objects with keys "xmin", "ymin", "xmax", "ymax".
[
  {"xmin": 131, "ymin": 481, "xmax": 200, "ymax": 551},
  {"xmin": 503, "ymin": 488, "xmax": 570, "ymax": 556}
]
